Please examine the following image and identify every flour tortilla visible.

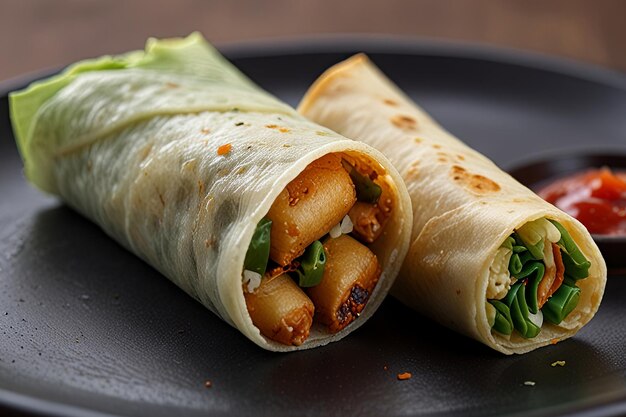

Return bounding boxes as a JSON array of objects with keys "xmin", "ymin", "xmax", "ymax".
[
  {"xmin": 10, "ymin": 36, "xmax": 413, "ymax": 352},
  {"xmin": 298, "ymin": 54, "xmax": 606, "ymax": 354}
]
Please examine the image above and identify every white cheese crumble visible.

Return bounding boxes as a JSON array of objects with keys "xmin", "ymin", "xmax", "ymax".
[
  {"xmin": 340, "ymin": 214, "xmax": 354, "ymax": 234},
  {"xmin": 243, "ymin": 270, "xmax": 262, "ymax": 293},
  {"xmin": 329, "ymin": 214, "xmax": 354, "ymax": 238},
  {"xmin": 487, "ymin": 246, "xmax": 513, "ymax": 300}
]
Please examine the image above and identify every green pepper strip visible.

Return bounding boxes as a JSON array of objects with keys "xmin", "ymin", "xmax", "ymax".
[
  {"xmin": 549, "ymin": 220, "xmax": 591, "ymax": 280},
  {"xmin": 509, "ymin": 247, "xmax": 533, "ymax": 276},
  {"xmin": 293, "ymin": 240, "xmax": 327, "ymax": 287},
  {"xmin": 516, "ymin": 261, "xmax": 545, "ymax": 314},
  {"xmin": 503, "ymin": 282, "xmax": 541, "ymax": 338},
  {"xmin": 243, "ymin": 218, "xmax": 272, "ymax": 275},
  {"xmin": 341, "ymin": 160, "xmax": 382, "ymax": 204},
  {"xmin": 489, "ymin": 300, "xmax": 513, "ymax": 335},
  {"xmin": 509, "ymin": 254, "xmax": 523, "ymax": 276},
  {"xmin": 542, "ymin": 284, "xmax": 581, "ymax": 325}
]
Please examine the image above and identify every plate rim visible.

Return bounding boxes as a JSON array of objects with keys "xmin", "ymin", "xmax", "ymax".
[{"xmin": 1, "ymin": 34, "xmax": 625, "ymax": 97}]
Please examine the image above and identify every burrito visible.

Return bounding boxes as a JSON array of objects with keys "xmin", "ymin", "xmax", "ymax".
[
  {"xmin": 9, "ymin": 36, "xmax": 413, "ymax": 351},
  {"xmin": 298, "ymin": 54, "xmax": 607, "ymax": 354}
]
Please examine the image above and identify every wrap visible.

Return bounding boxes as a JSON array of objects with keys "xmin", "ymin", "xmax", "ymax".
[
  {"xmin": 298, "ymin": 54, "xmax": 606, "ymax": 354},
  {"xmin": 9, "ymin": 36, "xmax": 413, "ymax": 351}
]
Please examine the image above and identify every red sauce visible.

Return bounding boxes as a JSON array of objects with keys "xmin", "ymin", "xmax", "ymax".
[{"xmin": 538, "ymin": 168, "xmax": 626, "ymax": 235}]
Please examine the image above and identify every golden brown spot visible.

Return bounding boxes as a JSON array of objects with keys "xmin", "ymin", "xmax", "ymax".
[
  {"xmin": 198, "ymin": 181, "xmax": 204, "ymax": 194},
  {"xmin": 237, "ymin": 167, "xmax": 247, "ymax": 175},
  {"xmin": 390, "ymin": 115, "xmax": 418, "ymax": 130},
  {"xmin": 438, "ymin": 157, "xmax": 447, "ymax": 163},
  {"xmin": 282, "ymin": 144, "xmax": 291, "ymax": 148},
  {"xmin": 414, "ymin": 137, "xmax": 423, "ymax": 144},
  {"xmin": 432, "ymin": 144, "xmax": 442, "ymax": 149},
  {"xmin": 266, "ymin": 124, "xmax": 290, "ymax": 133},
  {"xmin": 450, "ymin": 165, "xmax": 500, "ymax": 195},
  {"xmin": 165, "ymin": 82, "xmax": 179, "ymax": 88},
  {"xmin": 457, "ymin": 154, "xmax": 465, "ymax": 161},
  {"xmin": 201, "ymin": 127, "xmax": 210, "ymax": 134},
  {"xmin": 383, "ymin": 99, "xmax": 398, "ymax": 106}
]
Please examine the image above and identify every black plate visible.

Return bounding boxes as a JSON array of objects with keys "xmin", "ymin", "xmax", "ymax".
[{"xmin": 1, "ymin": 38, "xmax": 626, "ymax": 417}]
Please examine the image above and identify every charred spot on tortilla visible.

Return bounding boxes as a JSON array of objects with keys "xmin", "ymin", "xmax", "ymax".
[
  {"xmin": 450, "ymin": 165, "xmax": 501, "ymax": 194},
  {"xmin": 390, "ymin": 115, "xmax": 418, "ymax": 130}
]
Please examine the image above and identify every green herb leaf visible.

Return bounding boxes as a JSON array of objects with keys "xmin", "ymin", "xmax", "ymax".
[
  {"xmin": 293, "ymin": 240, "xmax": 327, "ymax": 287},
  {"xmin": 243, "ymin": 218, "xmax": 272, "ymax": 275}
]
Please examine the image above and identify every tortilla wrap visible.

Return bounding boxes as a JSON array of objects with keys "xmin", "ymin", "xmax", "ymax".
[
  {"xmin": 298, "ymin": 54, "xmax": 606, "ymax": 354},
  {"xmin": 9, "ymin": 37, "xmax": 412, "ymax": 351}
]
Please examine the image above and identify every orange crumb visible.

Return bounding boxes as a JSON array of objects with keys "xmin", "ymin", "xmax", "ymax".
[
  {"xmin": 397, "ymin": 372, "xmax": 412, "ymax": 380},
  {"xmin": 217, "ymin": 144, "xmax": 232, "ymax": 156},
  {"xmin": 278, "ymin": 127, "xmax": 290, "ymax": 133},
  {"xmin": 550, "ymin": 338, "xmax": 560, "ymax": 345}
]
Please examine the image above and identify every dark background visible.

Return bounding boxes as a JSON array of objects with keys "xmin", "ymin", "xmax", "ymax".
[{"xmin": 1, "ymin": 0, "xmax": 625, "ymax": 82}]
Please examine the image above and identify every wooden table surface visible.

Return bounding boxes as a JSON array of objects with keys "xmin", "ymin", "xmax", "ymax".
[{"xmin": 1, "ymin": 0, "xmax": 624, "ymax": 82}]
